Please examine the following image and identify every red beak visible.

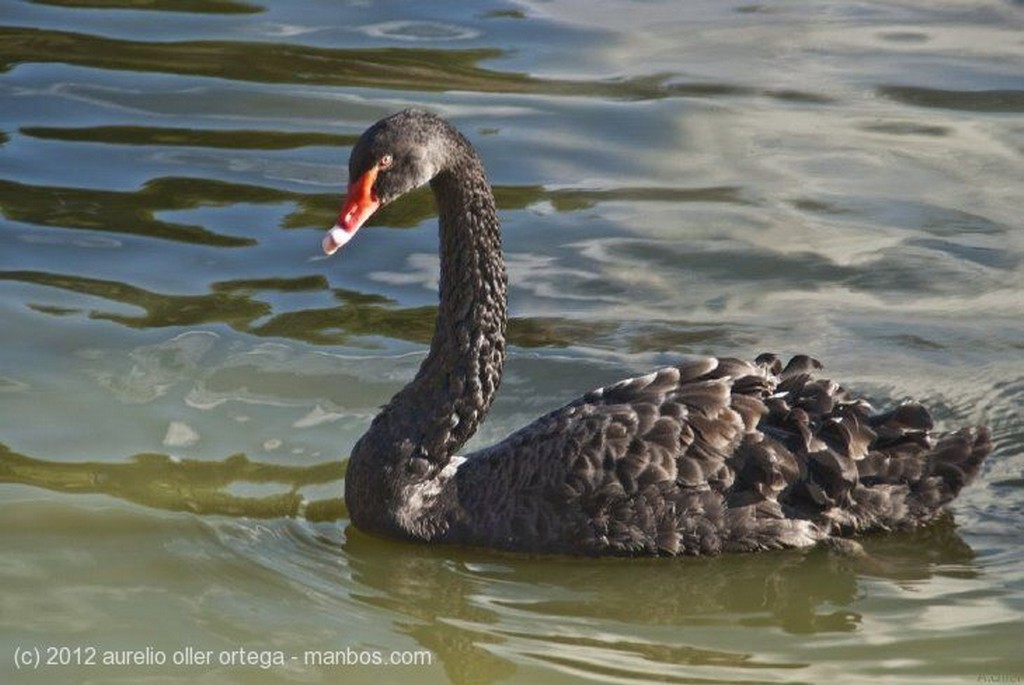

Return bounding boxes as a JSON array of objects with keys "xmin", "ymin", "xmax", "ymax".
[{"xmin": 323, "ymin": 165, "xmax": 381, "ymax": 255}]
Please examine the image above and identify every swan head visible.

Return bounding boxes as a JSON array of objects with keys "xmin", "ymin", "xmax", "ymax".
[{"xmin": 324, "ymin": 109, "xmax": 452, "ymax": 255}]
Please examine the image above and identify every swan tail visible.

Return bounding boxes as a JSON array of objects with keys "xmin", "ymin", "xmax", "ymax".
[
  {"xmin": 751, "ymin": 354, "xmax": 993, "ymax": 536},
  {"xmin": 913, "ymin": 425, "xmax": 992, "ymax": 511},
  {"xmin": 839, "ymin": 423, "xmax": 992, "ymax": 533}
]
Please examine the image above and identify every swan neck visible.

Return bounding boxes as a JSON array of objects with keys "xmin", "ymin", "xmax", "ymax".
[
  {"xmin": 420, "ymin": 156, "xmax": 508, "ymax": 459},
  {"xmin": 346, "ymin": 139, "xmax": 506, "ymax": 536}
]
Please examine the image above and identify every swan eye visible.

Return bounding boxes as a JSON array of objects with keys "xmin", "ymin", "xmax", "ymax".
[{"xmin": 378, "ymin": 153, "xmax": 394, "ymax": 170}]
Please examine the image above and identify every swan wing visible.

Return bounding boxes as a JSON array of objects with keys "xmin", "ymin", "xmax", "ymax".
[{"xmin": 446, "ymin": 354, "xmax": 987, "ymax": 556}]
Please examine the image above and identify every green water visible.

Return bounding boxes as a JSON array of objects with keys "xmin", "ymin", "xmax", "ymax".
[{"xmin": 2, "ymin": 1, "xmax": 1023, "ymax": 683}]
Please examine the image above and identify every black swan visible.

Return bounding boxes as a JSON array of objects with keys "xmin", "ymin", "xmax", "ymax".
[{"xmin": 322, "ymin": 109, "xmax": 991, "ymax": 556}]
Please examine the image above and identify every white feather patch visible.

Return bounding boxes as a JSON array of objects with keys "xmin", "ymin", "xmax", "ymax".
[{"xmin": 396, "ymin": 456, "xmax": 466, "ymax": 529}]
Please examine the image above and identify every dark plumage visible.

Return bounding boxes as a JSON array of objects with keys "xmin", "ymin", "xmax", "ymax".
[{"xmin": 326, "ymin": 109, "xmax": 992, "ymax": 556}]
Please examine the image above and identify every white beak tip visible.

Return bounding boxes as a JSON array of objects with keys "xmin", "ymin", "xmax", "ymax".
[{"xmin": 322, "ymin": 225, "xmax": 353, "ymax": 256}]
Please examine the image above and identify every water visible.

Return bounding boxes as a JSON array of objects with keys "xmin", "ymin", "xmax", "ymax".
[{"xmin": 2, "ymin": 0, "xmax": 1023, "ymax": 683}]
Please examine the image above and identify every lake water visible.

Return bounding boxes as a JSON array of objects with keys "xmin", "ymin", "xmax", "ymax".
[{"xmin": 2, "ymin": 0, "xmax": 1023, "ymax": 683}]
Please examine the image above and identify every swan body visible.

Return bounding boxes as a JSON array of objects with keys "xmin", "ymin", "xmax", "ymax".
[{"xmin": 324, "ymin": 109, "xmax": 991, "ymax": 556}]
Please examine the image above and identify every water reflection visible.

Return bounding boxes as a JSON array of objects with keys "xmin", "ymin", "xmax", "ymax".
[
  {"xmin": 0, "ymin": 269, "xmax": 754, "ymax": 351},
  {"xmin": 0, "ymin": 25, "xmax": 829, "ymax": 102},
  {"xmin": 0, "ymin": 25, "xmax": 530, "ymax": 94},
  {"xmin": 0, "ymin": 441, "xmax": 345, "ymax": 521},
  {"xmin": 0, "ymin": 173, "xmax": 744, "ymax": 246},
  {"xmin": 30, "ymin": 0, "xmax": 262, "ymax": 13},
  {"xmin": 0, "ymin": 177, "xmax": 265, "ymax": 247},
  {"xmin": 877, "ymin": 86, "xmax": 1024, "ymax": 113},
  {"xmin": 339, "ymin": 518, "xmax": 976, "ymax": 684},
  {"xmin": 21, "ymin": 125, "xmax": 358, "ymax": 150}
]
